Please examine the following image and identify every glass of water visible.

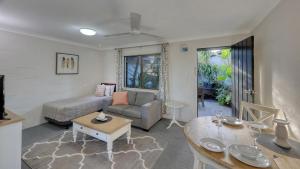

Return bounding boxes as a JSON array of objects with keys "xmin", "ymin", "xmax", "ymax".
[
  {"xmin": 248, "ymin": 125, "xmax": 261, "ymax": 148},
  {"xmin": 215, "ymin": 111, "xmax": 223, "ymax": 127}
]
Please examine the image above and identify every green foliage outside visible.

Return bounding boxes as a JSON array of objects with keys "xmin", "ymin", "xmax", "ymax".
[
  {"xmin": 141, "ymin": 57, "xmax": 160, "ymax": 89},
  {"xmin": 216, "ymin": 85, "xmax": 231, "ymax": 105},
  {"xmin": 198, "ymin": 63, "xmax": 218, "ymax": 86},
  {"xmin": 198, "ymin": 48, "xmax": 232, "ymax": 106}
]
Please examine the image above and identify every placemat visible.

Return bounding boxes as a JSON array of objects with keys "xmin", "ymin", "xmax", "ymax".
[
  {"xmin": 257, "ymin": 134, "xmax": 300, "ymax": 159},
  {"xmin": 91, "ymin": 116, "xmax": 113, "ymax": 124}
]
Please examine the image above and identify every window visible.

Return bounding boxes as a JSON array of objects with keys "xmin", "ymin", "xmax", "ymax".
[{"xmin": 125, "ymin": 54, "xmax": 160, "ymax": 90}]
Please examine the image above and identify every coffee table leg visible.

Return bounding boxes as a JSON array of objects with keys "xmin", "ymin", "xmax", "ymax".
[
  {"xmin": 107, "ymin": 138, "xmax": 113, "ymax": 160},
  {"xmin": 126, "ymin": 127, "xmax": 131, "ymax": 144},
  {"xmin": 73, "ymin": 128, "xmax": 77, "ymax": 142}
]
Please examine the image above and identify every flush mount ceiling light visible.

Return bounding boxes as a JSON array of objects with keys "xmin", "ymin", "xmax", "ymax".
[{"xmin": 80, "ymin": 28, "xmax": 96, "ymax": 36}]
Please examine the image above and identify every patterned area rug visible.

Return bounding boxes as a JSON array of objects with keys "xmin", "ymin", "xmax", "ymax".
[{"xmin": 22, "ymin": 130, "xmax": 164, "ymax": 169}]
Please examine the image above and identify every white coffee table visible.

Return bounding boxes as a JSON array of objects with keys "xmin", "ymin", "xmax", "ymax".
[
  {"xmin": 165, "ymin": 100, "xmax": 185, "ymax": 129},
  {"xmin": 72, "ymin": 112, "xmax": 132, "ymax": 160}
]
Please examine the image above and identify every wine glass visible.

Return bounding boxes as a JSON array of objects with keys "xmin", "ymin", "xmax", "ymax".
[
  {"xmin": 248, "ymin": 125, "xmax": 261, "ymax": 148},
  {"xmin": 215, "ymin": 111, "xmax": 223, "ymax": 127}
]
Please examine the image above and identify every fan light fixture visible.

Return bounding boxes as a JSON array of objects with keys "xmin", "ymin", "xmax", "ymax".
[{"xmin": 80, "ymin": 28, "xmax": 96, "ymax": 36}]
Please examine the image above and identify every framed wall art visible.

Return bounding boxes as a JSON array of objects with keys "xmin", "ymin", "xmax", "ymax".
[{"xmin": 56, "ymin": 53, "xmax": 79, "ymax": 75}]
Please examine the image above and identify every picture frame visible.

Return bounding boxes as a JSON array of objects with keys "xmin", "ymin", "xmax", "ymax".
[{"xmin": 56, "ymin": 53, "xmax": 79, "ymax": 75}]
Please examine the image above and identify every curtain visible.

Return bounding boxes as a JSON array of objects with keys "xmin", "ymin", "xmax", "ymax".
[
  {"xmin": 115, "ymin": 48, "xmax": 123, "ymax": 91},
  {"xmin": 158, "ymin": 43, "xmax": 170, "ymax": 114}
]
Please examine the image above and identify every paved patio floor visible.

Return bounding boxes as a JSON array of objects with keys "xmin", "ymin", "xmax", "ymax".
[{"xmin": 198, "ymin": 99, "xmax": 232, "ymax": 117}]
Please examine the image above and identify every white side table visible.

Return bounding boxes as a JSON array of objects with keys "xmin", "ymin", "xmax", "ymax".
[{"xmin": 165, "ymin": 100, "xmax": 185, "ymax": 129}]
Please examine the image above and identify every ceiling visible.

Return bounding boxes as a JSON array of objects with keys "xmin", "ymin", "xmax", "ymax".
[{"xmin": 0, "ymin": 0, "xmax": 279, "ymax": 49}]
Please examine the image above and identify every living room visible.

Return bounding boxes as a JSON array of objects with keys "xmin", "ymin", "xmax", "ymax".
[{"xmin": 0, "ymin": 0, "xmax": 300, "ymax": 169}]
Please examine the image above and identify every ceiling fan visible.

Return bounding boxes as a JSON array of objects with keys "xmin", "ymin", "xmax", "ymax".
[{"xmin": 104, "ymin": 12, "xmax": 162, "ymax": 39}]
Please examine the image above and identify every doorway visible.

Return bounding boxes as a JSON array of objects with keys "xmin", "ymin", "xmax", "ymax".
[
  {"xmin": 197, "ymin": 36, "xmax": 255, "ymax": 118},
  {"xmin": 197, "ymin": 47, "xmax": 233, "ymax": 117}
]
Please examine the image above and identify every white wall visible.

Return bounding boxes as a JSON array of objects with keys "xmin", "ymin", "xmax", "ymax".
[
  {"xmin": 101, "ymin": 50, "xmax": 117, "ymax": 83},
  {"xmin": 0, "ymin": 30, "xmax": 103, "ymax": 128},
  {"xmin": 253, "ymin": 0, "xmax": 300, "ymax": 139},
  {"xmin": 102, "ymin": 34, "xmax": 248, "ymax": 122}
]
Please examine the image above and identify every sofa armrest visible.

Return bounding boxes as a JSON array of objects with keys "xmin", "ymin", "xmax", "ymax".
[{"xmin": 140, "ymin": 100, "xmax": 162, "ymax": 129}]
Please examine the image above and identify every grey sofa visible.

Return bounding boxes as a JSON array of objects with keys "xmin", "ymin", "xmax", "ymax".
[{"xmin": 105, "ymin": 91, "xmax": 162, "ymax": 130}]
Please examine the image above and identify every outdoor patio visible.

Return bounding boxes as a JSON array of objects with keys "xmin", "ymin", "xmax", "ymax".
[
  {"xmin": 197, "ymin": 48, "xmax": 233, "ymax": 117},
  {"xmin": 198, "ymin": 99, "xmax": 232, "ymax": 117}
]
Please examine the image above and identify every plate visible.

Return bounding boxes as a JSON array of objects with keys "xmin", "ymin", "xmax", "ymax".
[
  {"xmin": 228, "ymin": 144, "xmax": 271, "ymax": 168},
  {"xmin": 236, "ymin": 145, "xmax": 262, "ymax": 159},
  {"xmin": 247, "ymin": 122, "xmax": 269, "ymax": 130},
  {"xmin": 199, "ymin": 138, "xmax": 226, "ymax": 152},
  {"xmin": 221, "ymin": 116, "xmax": 243, "ymax": 126}
]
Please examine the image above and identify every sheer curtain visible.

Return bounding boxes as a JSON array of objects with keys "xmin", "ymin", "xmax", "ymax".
[
  {"xmin": 158, "ymin": 43, "xmax": 170, "ymax": 114},
  {"xmin": 115, "ymin": 48, "xmax": 124, "ymax": 91}
]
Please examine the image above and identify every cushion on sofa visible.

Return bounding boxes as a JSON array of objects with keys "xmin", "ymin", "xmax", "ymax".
[
  {"xmin": 104, "ymin": 85, "xmax": 110, "ymax": 96},
  {"xmin": 134, "ymin": 92, "xmax": 155, "ymax": 106},
  {"xmin": 106, "ymin": 105, "xmax": 130, "ymax": 114},
  {"xmin": 126, "ymin": 90, "xmax": 137, "ymax": 105},
  {"xmin": 109, "ymin": 85, "xmax": 115, "ymax": 96},
  {"xmin": 95, "ymin": 84, "xmax": 106, "ymax": 97},
  {"xmin": 123, "ymin": 106, "xmax": 142, "ymax": 119},
  {"xmin": 112, "ymin": 92, "xmax": 128, "ymax": 105}
]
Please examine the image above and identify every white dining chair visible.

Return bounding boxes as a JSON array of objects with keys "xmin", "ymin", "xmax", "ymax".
[{"xmin": 239, "ymin": 101, "xmax": 280, "ymax": 127}]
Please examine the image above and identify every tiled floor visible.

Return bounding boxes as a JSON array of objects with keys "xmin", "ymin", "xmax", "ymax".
[{"xmin": 198, "ymin": 99, "xmax": 232, "ymax": 117}]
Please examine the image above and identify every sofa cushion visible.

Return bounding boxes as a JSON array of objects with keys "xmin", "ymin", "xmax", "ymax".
[
  {"xmin": 95, "ymin": 84, "xmax": 106, "ymax": 97},
  {"xmin": 106, "ymin": 105, "xmax": 130, "ymax": 114},
  {"xmin": 112, "ymin": 92, "xmax": 128, "ymax": 105},
  {"xmin": 109, "ymin": 85, "xmax": 115, "ymax": 96},
  {"xmin": 126, "ymin": 90, "xmax": 137, "ymax": 105},
  {"xmin": 123, "ymin": 106, "xmax": 142, "ymax": 119},
  {"xmin": 134, "ymin": 92, "xmax": 155, "ymax": 106},
  {"xmin": 104, "ymin": 85, "xmax": 112, "ymax": 96}
]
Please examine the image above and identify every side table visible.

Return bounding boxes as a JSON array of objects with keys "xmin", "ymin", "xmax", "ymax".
[{"xmin": 165, "ymin": 100, "xmax": 185, "ymax": 129}]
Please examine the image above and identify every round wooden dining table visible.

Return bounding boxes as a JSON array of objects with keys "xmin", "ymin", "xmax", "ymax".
[{"xmin": 184, "ymin": 116, "xmax": 300, "ymax": 169}]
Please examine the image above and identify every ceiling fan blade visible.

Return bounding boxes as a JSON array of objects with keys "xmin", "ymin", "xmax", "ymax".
[
  {"xmin": 140, "ymin": 32, "xmax": 162, "ymax": 39},
  {"xmin": 130, "ymin": 12, "xmax": 141, "ymax": 32},
  {"xmin": 104, "ymin": 32, "xmax": 131, "ymax": 38}
]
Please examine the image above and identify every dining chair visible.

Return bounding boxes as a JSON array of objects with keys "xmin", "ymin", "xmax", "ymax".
[
  {"xmin": 239, "ymin": 101, "xmax": 280, "ymax": 127},
  {"xmin": 198, "ymin": 86, "xmax": 205, "ymax": 107}
]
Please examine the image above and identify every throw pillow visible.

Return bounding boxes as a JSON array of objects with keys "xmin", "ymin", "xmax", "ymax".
[
  {"xmin": 105, "ymin": 85, "xmax": 111, "ymax": 96},
  {"xmin": 95, "ymin": 84, "xmax": 106, "ymax": 97},
  {"xmin": 110, "ymin": 85, "xmax": 115, "ymax": 96},
  {"xmin": 112, "ymin": 92, "xmax": 129, "ymax": 105}
]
